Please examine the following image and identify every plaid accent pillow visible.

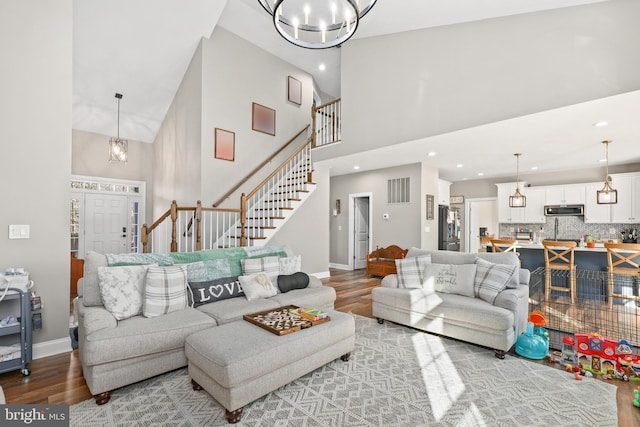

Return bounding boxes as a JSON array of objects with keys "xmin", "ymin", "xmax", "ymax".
[
  {"xmin": 395, "ymin": 255, "xmax": 430, "ymax": 288},
  {"xmin": 474, "ymin": 258, "xmax": 516, "ymax": 304},
  {"xmin": 143, "ymin": 265, "xmax": 189, "ymax": 318},
  {"xmin": 241, "ymin": 256, "xmax": 281, "ymax": 288}
]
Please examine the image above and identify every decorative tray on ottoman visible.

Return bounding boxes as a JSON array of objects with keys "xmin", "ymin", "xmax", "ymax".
[{"xmin": 243, "ymin": 305, "xmax": 330, "ymax": 336}]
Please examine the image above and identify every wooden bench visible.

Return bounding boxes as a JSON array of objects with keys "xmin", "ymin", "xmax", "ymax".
[{"xmin": 366, "ymin": 245, "xmax": 408, "ymax": 277}]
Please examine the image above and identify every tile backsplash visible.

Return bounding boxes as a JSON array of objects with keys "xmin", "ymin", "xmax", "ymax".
[{"xmin": 498, "ymin": 216, "xmax": 639, "ymax": 242}]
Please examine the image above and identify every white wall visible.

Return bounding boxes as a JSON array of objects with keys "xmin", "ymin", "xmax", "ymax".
[
  {"xmin": 420, "ymin": 162, "xmax": 440, "ymax": 251},
  {"xmin": 152, "ymin": 40, "xmax": 203, "ymax": 217},
  {"xmin": 0, "ymin": 0, "xmax": 72, "ymax": 345},
  {"xmin": 329, "ymin": 164, "xmax": 424, "ymax": 265},
  {"xmin": 271, "ymin": 165, "xmax": 330, "ymax": 275},
  {"xmin": 200, "ymin": 28, "xmax": 314, "ymax": 205},
  {"xmin": 315, "ymin": 0, "xmax": 640, "ymax": 163}
]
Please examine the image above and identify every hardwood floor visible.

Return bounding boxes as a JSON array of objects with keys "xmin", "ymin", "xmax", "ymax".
[{"xmin": 1, "ymin": 268, "xmax": 638, "ymax": 425}]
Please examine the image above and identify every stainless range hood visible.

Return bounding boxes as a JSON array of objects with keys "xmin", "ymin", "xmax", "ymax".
[{"xmin": 544, "ymin": 205, "xmax": 584, "ymax": 216}]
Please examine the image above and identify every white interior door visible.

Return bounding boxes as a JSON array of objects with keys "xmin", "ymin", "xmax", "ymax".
[
  {"xmin": 85, "ymin": 193, "xmax": 129, "ymax": 254},
  {"xmin": 354, "ymin": 197, "xmax": 370, "ymax": 269},
  {"xmin": 468, "ymin": 202, "xmax": 480, "ymax": 253}
]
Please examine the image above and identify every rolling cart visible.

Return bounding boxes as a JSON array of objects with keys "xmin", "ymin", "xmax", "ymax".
[{"xmin": 0, "ymin": 288, "xmax": 32, "ymax": 376}]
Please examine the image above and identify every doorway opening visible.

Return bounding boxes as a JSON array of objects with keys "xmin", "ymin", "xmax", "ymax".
[
  {"xmin": 348, "ymin": 193, "xmax": 372, "ymax": 270},
  {"xmin": 464, "ymin": 198, "xmax": 498, "ymax": 253}
]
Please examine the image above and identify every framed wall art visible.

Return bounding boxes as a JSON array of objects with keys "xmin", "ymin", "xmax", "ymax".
[
  {"xmin": 214, "ymin": 128, "xmax": 235, "ymax": 161},
  {"xmin": 252, "ymin": 102, "xmax": 276, "ymax": 136},
  {"xmin": 287, "ymin": 76, "xmax": 302, "ymax": 105},
  {"xmin": 426, "ymin": 194, "xmax": 435, "ymax": 220}
]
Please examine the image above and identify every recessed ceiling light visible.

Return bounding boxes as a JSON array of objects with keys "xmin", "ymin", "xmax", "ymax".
[
  {"xmin": 318, "ymin": 63, "xmax": 326, "ymax": 71},
  {"xmin": 462, "ymin": 178, "xmax": 468, "ymax": 181},
  {"xmin": 477, "ymin": 172, "xmax": 484, "ymax": 176},
  {"xmin": 593, "ymin": 121, "xmax": 608, "ymax": 127},
  {"xmin": 456, "ymin": 164, "xmax": 463, "ymax": 168},
  {"xmin": 427, "ymin": 152, "xmax": 436, "ymax": 157},
  {"xmin": 599, "ymin": 158, "xmax": 606, "ymax": 163},
  {"xmin": 531, "ymin": 166, "xmax": 538, "ymax": 170},
  {"xmin": 353, "ymin": 165, "xmax": 360, "ymax": 170}
]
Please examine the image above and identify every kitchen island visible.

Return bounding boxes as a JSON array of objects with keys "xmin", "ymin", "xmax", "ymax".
[{"xmin": 515, "ymin": 242, "xmax": 610, "ymax": 272}]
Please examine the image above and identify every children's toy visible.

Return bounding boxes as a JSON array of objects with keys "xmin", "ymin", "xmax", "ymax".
[
  {"xmin": 516, "ymin": 321, "xmax": 549, "ymax": 360},
  {"xmin": 634, "ymin": 387, "xmax": 640, "ymax": 408},
  {"xmin": 561, "ymin": 336, "xmax": 578, "ymax": 364}
]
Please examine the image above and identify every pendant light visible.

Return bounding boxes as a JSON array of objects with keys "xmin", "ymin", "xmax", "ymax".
[
  {"xmin": 109, "ymin": 93, "xmax": 128, "ymax": 163},
  {"xmin": 509, "ymin": 153, "xmax": 526, "ymax": 208},
  {"xmin": 596, "ymin": 140, "xmax": 617, "ymax": 204}
]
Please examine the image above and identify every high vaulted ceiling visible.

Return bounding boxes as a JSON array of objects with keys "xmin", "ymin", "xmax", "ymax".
[{"xmin": 73, "ymin": 0, "xmax": 640, "ymax": 181}]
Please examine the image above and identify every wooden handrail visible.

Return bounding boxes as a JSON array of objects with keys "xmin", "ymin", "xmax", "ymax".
[
  {"xmin": 315, "ymin": 97, "xmax": 341, "ymax": 111},
  {"xmin": 245, "ymin": 137, "xmax": 312, "ymax": 201},
  {"xmin": 212, "ymin": 125, "xmax": 310, "ymax": 207}
]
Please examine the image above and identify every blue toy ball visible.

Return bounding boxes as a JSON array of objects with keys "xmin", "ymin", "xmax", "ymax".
[{"xmin": 516, "ymin": 322, "xmax": 549, "ymax": 360}]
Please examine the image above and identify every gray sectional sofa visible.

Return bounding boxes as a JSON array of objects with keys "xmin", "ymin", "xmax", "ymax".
[
  {"xmin": 372, "ymin": 249, "xmax": 530, "ymax": 358},
  {"xmin": 76, "ymin": 247, "xmax": 336, "ymax": 404}
]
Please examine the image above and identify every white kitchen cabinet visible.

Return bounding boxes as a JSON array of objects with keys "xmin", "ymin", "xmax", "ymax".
[
  {"xmin": 496, "ymin": 183, "xmax": 524, "ymax": 223},
  {"xmin": 610, "ymin": 173, "xmax": 640, "ymax": 223},
  {"xmin": 523, "ymin": 187, "xmax": 546, "ymax": 223},
  {"xmin": 544, "ymin": 185, "xmax": 585, "ymax": 205},
  {"xmin": 584, "ymin": 182, "xmax": 611, "ymax": 223},
  {"xmin": 438, "ymin": 179, "xmax": 451, "ymax": 206}
]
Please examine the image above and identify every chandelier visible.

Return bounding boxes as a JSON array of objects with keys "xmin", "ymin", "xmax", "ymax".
[
  {"xmin": 509, "ymin": 153, "xmax": 526, "ymax": 208},
  {"xmin": 596, "ymin": 140, "xmax": 617, "ymax": 204},
  {"xmin": 257, "ymin": 0, "xmax": 377, "ymax": 49},
  {"xmin": 109, "ymin": 93, "xmax": 128, "ymax": 163}
]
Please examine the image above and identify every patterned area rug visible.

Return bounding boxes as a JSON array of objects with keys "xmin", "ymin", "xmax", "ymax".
[{"xmin": 71, "ymin": 315, "xmax": 617, "ymax": 426}]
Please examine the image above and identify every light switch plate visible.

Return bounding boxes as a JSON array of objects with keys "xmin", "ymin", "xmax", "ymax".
[{"xmin": 9, "ymin": 224, "xmax": 30, "ymax": 239}]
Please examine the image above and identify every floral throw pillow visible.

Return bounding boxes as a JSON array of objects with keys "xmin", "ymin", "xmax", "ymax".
[{"xmin": 98, "ymin": 265, "xmax": 150, "ymax": 320}]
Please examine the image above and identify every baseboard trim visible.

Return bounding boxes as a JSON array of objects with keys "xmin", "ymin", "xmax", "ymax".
[
  {"xmin": 310, "ymin": 271, "xmax": 330, "ymax": 279},
  {"xmin": 329, "ymin": 263, "xmax": 351, "ymax": 270},
  {"xmin": 33, "ymin": 337, "xmax": 72, "ymax": 360}
]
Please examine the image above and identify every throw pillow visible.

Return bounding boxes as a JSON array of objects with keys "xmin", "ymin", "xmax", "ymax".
[
  {"xmin": 238, "ymin": 272, "xmax": 278, "ymax": 301},
  {"xmin": 277, "ymin": 272, "xmax": 310, "ymax": 293},
  {"xmin": 423, "ymin": 263, "xmax": 477, "ymax": 297},
  {"xmin": 185, "ymin": 259, "xmax": 232, "ymax": 282},
  {"xmin": 477, "ymin": 253, "xmax": 520, "ymax": 288},
  {"xmin": 98, "ymin": 265, "xmax": 150, "ymax": 320},
  {"xmin": 241, "ymin": 256, "xmax": 281, "ymax": 287},
  {"xmin": 474, "ymin": 258, "xmax": 517, "ymax": 304},
  {"xmin": 406, "ymin": 247, "xmax": 431, "ymax": 259},
  {"xmin": 188, "ymin": 276, "xmax": 243, "ymax": 307},
  {"xmin": 279, "ymin": 255, "xmax": 302, "ymax": 275},
  {"xmin": 395, "ymin": 255, "xmax": 431, "ymax": 288},
  {"xmin": 143, "ymin": 265, "xmax": 189, "ymax": 318}
]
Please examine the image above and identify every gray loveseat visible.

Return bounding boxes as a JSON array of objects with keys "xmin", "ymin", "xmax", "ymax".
[
  {"xmin": 372, "ymin": 249, "xmax": 530, "ymax": 358},
  {"xmin": 76, "ymin": 247, "xmax": 335, "ymax": 404}
]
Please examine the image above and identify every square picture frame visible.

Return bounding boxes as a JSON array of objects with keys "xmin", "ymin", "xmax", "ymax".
[
  {"xmin": 214, "ymin": 128, "xmax": 235, "ymax": 161},
  {"xmin": 287, "ymin": 76, "xmax": 302, "ymax": 105},
  {"xmin": 252, "ymin": 102, "xmax": 276, "ymax": 136}
]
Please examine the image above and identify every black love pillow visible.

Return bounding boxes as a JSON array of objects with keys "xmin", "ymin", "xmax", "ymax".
[{"xmin": 188, "ymin": 276, "xmax": 244, "ymax": 307}]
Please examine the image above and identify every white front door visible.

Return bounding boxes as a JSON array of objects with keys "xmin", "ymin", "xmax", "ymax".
[
  {"xmin": 354, "ymin": 197, "xmax": 370, "ymax": 269},
  {"xmin": 85, "ymin": 193, "xmax": 129, "ymax": 254}
]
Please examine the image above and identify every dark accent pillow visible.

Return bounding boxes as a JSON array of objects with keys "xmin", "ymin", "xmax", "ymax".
[
  {"xmin": 277, "ymin": 272, "xmax": 310, "ymax": 293},
  {"xmin": 188, "ymin": 276, "xmax": 243, "ymax": 307}
]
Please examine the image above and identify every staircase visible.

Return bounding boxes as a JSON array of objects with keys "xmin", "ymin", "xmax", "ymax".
[
  {"xmin": 142, "ymin": 98, "xmax": 341, "ymax": 253},
  {"xmin": 141, "ymin": 129, "xmax": 315, "ymax": 253}
]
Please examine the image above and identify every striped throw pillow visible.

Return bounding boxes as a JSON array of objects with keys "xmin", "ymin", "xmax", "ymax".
[
  {"xmin": 474, "ymin": 258, "xmax": 516, "ymax": 304},
  {"xmin": 143, "ymin": 265, "xmax": 189, "ymax": 318},
  {"xmin": 241, "ymin": 256, "xmax": 281, "ymax": 288},
  {"xmin": 395, "ymin": 255, "xmax": 431, "ymax": 288}
]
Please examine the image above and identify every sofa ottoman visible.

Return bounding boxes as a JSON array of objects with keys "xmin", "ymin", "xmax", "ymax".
[{"xmin": 185, "ymin": 310, "xmax": 355, "ymax": 423}]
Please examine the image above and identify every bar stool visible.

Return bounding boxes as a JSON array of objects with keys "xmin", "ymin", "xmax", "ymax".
[
  {"xmin": 605, "ymin": 242, "xmax": 640, "ymax": 308},
  {"xmin": 542, "ymin": 240, "xmax": 577, "ymax": 304},
  {"xmin": 490, "ymin": 239, "xmax": 518, "ymax": 253}
]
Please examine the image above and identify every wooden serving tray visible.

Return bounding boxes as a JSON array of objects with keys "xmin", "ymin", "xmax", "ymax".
[{"xmin": 243, "ymin": 305, "xmax": 330, "ymax": 336}]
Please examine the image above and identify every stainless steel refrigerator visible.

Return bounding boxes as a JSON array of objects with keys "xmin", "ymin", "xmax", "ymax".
[{"xmin": 438, "ymin": 205, "xmax": 461, "ymax": 251}]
